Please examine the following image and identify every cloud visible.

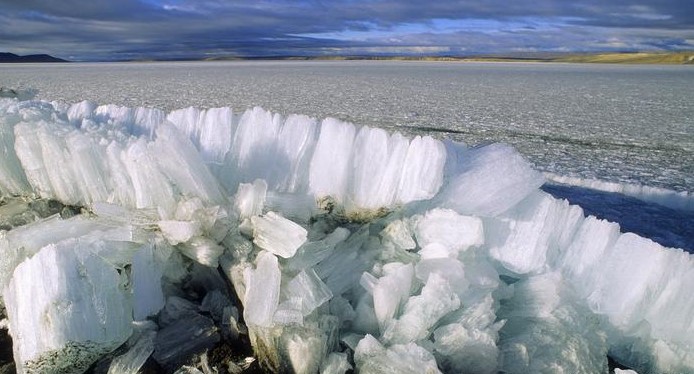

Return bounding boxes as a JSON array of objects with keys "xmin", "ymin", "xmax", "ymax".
[{"xmin": 0, "ymin": 0, "xmax": 692, "ymax": 60}]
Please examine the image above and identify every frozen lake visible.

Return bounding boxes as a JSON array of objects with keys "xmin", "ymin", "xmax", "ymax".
[{"xmin": 2, "ymin": 60, "xmax": 692, "ymax": 192}]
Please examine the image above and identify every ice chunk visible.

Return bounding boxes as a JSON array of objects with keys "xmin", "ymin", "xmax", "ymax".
[
  {"xmin": 177, "ymin": 236, "xmax": 224, "ymax": 267},
  {"xmin": 0, "ymin": 214, "xmax": 127, "ymax": 290},
  {"xmin": 315, "ymin": 226, "xmax": 370, "ymax": 295},
  {"xmin": 251, "ymin": 212, "xmax": 307, "ymax": 258},
  {"xmin": 287, "ymin": 227, "xmax": 350, "ymax": 272},
  {"xmin": 433, "ymin": 295, "xmax": 501, "ymax": 374},
  {"xmin": 285, "ymin": 268, "xmax": 333, "ymax": 316},
  {"xmin": 151, "ymin": 125, "xmax": 225, "ymax": 204},
  {"xmin": 132, "ymin": 241, "xmax": 171, "ymax": 320},
  {"xmin": 415, "ymin": 258, "xmax": 468, "ymax": 299},
  {"xmin": 244, "ymin": 251, "xmax": 281, "ymax": 327},
  {"xmin": 489, "ymin": 191, "xmax": 583, "ymax": 275},
  {"xmin": 4, "ymin": 243, "xmax": 132, "ymax": 373},
  {"xmin": 158, "ymin": 220, "xmax": 202, "ymax": 245},
  {"xmin": 0, "ymin": 115, "xmax": 30, "ymax": 196},
  {"xmin": 107, "ymin": 321, "xmax": 157, "ymax": 374},
  {"xmin": 414, "ymin": 208, "xmax": 484, "ymax": 255},
  {"xmin": 354, "ymin": 334, "xmax": 442, "ymax": 374},
  {"xmin": 433, "ymin": 323, "xmax": 498, "ymax": 374},
  {"xmin": 380, "ymin": 219, "xmax": 416, "ymax": 250},
  {"xmin": 586, "ymin": 233, "xmax": 670, "ymax": 328},
  {"xmin": 320, "ymin": 352, "xmax": 352, "ymax": 374},
  {"xmin": 439, "ymin": 143, "xmax": 544, "ymax": 217},
  {"xmin": 383, "ymin": 273, "xmax": 460, "ymax": 345},
  {"xmin": 370, "ymin": 262, "xmax": 414, "ymax": 332},
  {"xmin": 158, "ymin": 296, "xmax": 200, "ymax": 327},
  {"xmin": 123, "ymin": 138, "xmax": 177, "ymax": 213},
  {"xmin": 234, "ymin": 179, "xmax": 267, "ymax": 219}
]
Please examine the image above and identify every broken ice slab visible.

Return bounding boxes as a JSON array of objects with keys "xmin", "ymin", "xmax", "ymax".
[
  {"xmin": 354, "ymin": 334, "xmax": 442, "ymax": 374},
  {"xmin": 0, "ymin": 213, "xmax": 138, "ymax": 292},
  {"xmin": 4, "ymin": 243, "xmax": 132, "ymax": 373},
  {"xmin": 158, "ymin": 220, "xmax": 202, "ymax": 245},
  {"xmin": 153, "ymin": 313, "xmax": 220, "ymax": 371},
  {"xmin": 379, "ymin": 219, "xmax": 416, "ymax": 251},
  {"xmin": 285, "ymin": 227, "xmax": 350, "ymax": 272},
  {"xmin": 177, "ymin": 236, "xmax": 224, "ymax": 267},
  {"xmin": 132, "ymin": 242, "xmax": 172, "ymax": 320},
  {"xmin": 234, "ymin": 179, "xmax": 267, "ymax": 220},
  {"xmin": 107, "ymin": 321, "xmax": 157, "ymax": 374},
  {"xmin": 251, "ymin": 212, "xmax": 307, "ymax": 258},
  {"xmin": 285, "ymin": 268, "xmax": 333, "ymax": 316},
  {"xmin": 244, "ymin": 251, "xmax": 281, "ymax": 327}
]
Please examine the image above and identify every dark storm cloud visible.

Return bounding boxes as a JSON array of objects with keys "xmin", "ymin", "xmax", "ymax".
[{"xmin": 0, "ymin": 0, "xmax": 692, "ymax": 60}]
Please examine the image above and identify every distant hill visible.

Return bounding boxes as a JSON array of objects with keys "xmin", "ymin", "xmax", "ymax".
[
  {"xmin": 552, "ymin": 52, "xmax": 694, "ymax": 64},
  {"xmin": 459, "ymin": 51, "xmax": 694, "ymax": 64},
  {"xmin": 0, "ymin": 52, "xmax": 68, "ymax": 63}
]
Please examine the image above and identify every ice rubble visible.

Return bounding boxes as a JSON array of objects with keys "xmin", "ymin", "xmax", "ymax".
[{"xmin": 0, "ymin": 97, "xmax": 692, "ymax": 374}]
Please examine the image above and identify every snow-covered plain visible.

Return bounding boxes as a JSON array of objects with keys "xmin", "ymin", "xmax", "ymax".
[{"xmin": 0, "ymin": 61, "xmax": 692, "ymax": 374}]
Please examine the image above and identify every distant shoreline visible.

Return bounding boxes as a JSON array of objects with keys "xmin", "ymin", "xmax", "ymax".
[
  {"xmin": 132, "ymin": 51, "xmax": 694, "ymax": 65},
  {"xmin": 4, "ymin": 51, "xmax": 693, "ymax": 65}
]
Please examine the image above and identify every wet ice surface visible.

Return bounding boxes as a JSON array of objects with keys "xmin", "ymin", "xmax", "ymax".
[{"xmin": 1, "ymin": 61, "xmax": 692, "ymax": 193}]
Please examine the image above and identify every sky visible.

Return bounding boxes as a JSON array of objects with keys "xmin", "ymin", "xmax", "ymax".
[{"xmin": 1, "ymin": 0, "xmax": 693, "ymax": 61}]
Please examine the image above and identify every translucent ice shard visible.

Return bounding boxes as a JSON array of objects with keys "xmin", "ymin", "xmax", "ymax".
[
  {"xmin": 285, "ymin": 268, "xmax": 333, "ymax": 316},
  {"xmin": 107, "ymin": 321, "xmax": 157, "ymax": 374},
  {"xmin": 244, "ymin": 251, "xmax": 281, "ymax": 327},
  {"xmin": 251, "ymin": 212, "xmax": 307, "ymax": 258}
]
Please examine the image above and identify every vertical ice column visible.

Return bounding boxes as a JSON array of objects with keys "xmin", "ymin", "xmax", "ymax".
[{"xmin": 308, "ymin": 118, "xmax": 356, "ymax": 204}]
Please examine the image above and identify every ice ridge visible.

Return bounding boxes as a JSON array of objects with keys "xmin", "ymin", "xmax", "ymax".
[{"xmin": 0, "ymin": 97, "xmax": 692, "ymax": 374}]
